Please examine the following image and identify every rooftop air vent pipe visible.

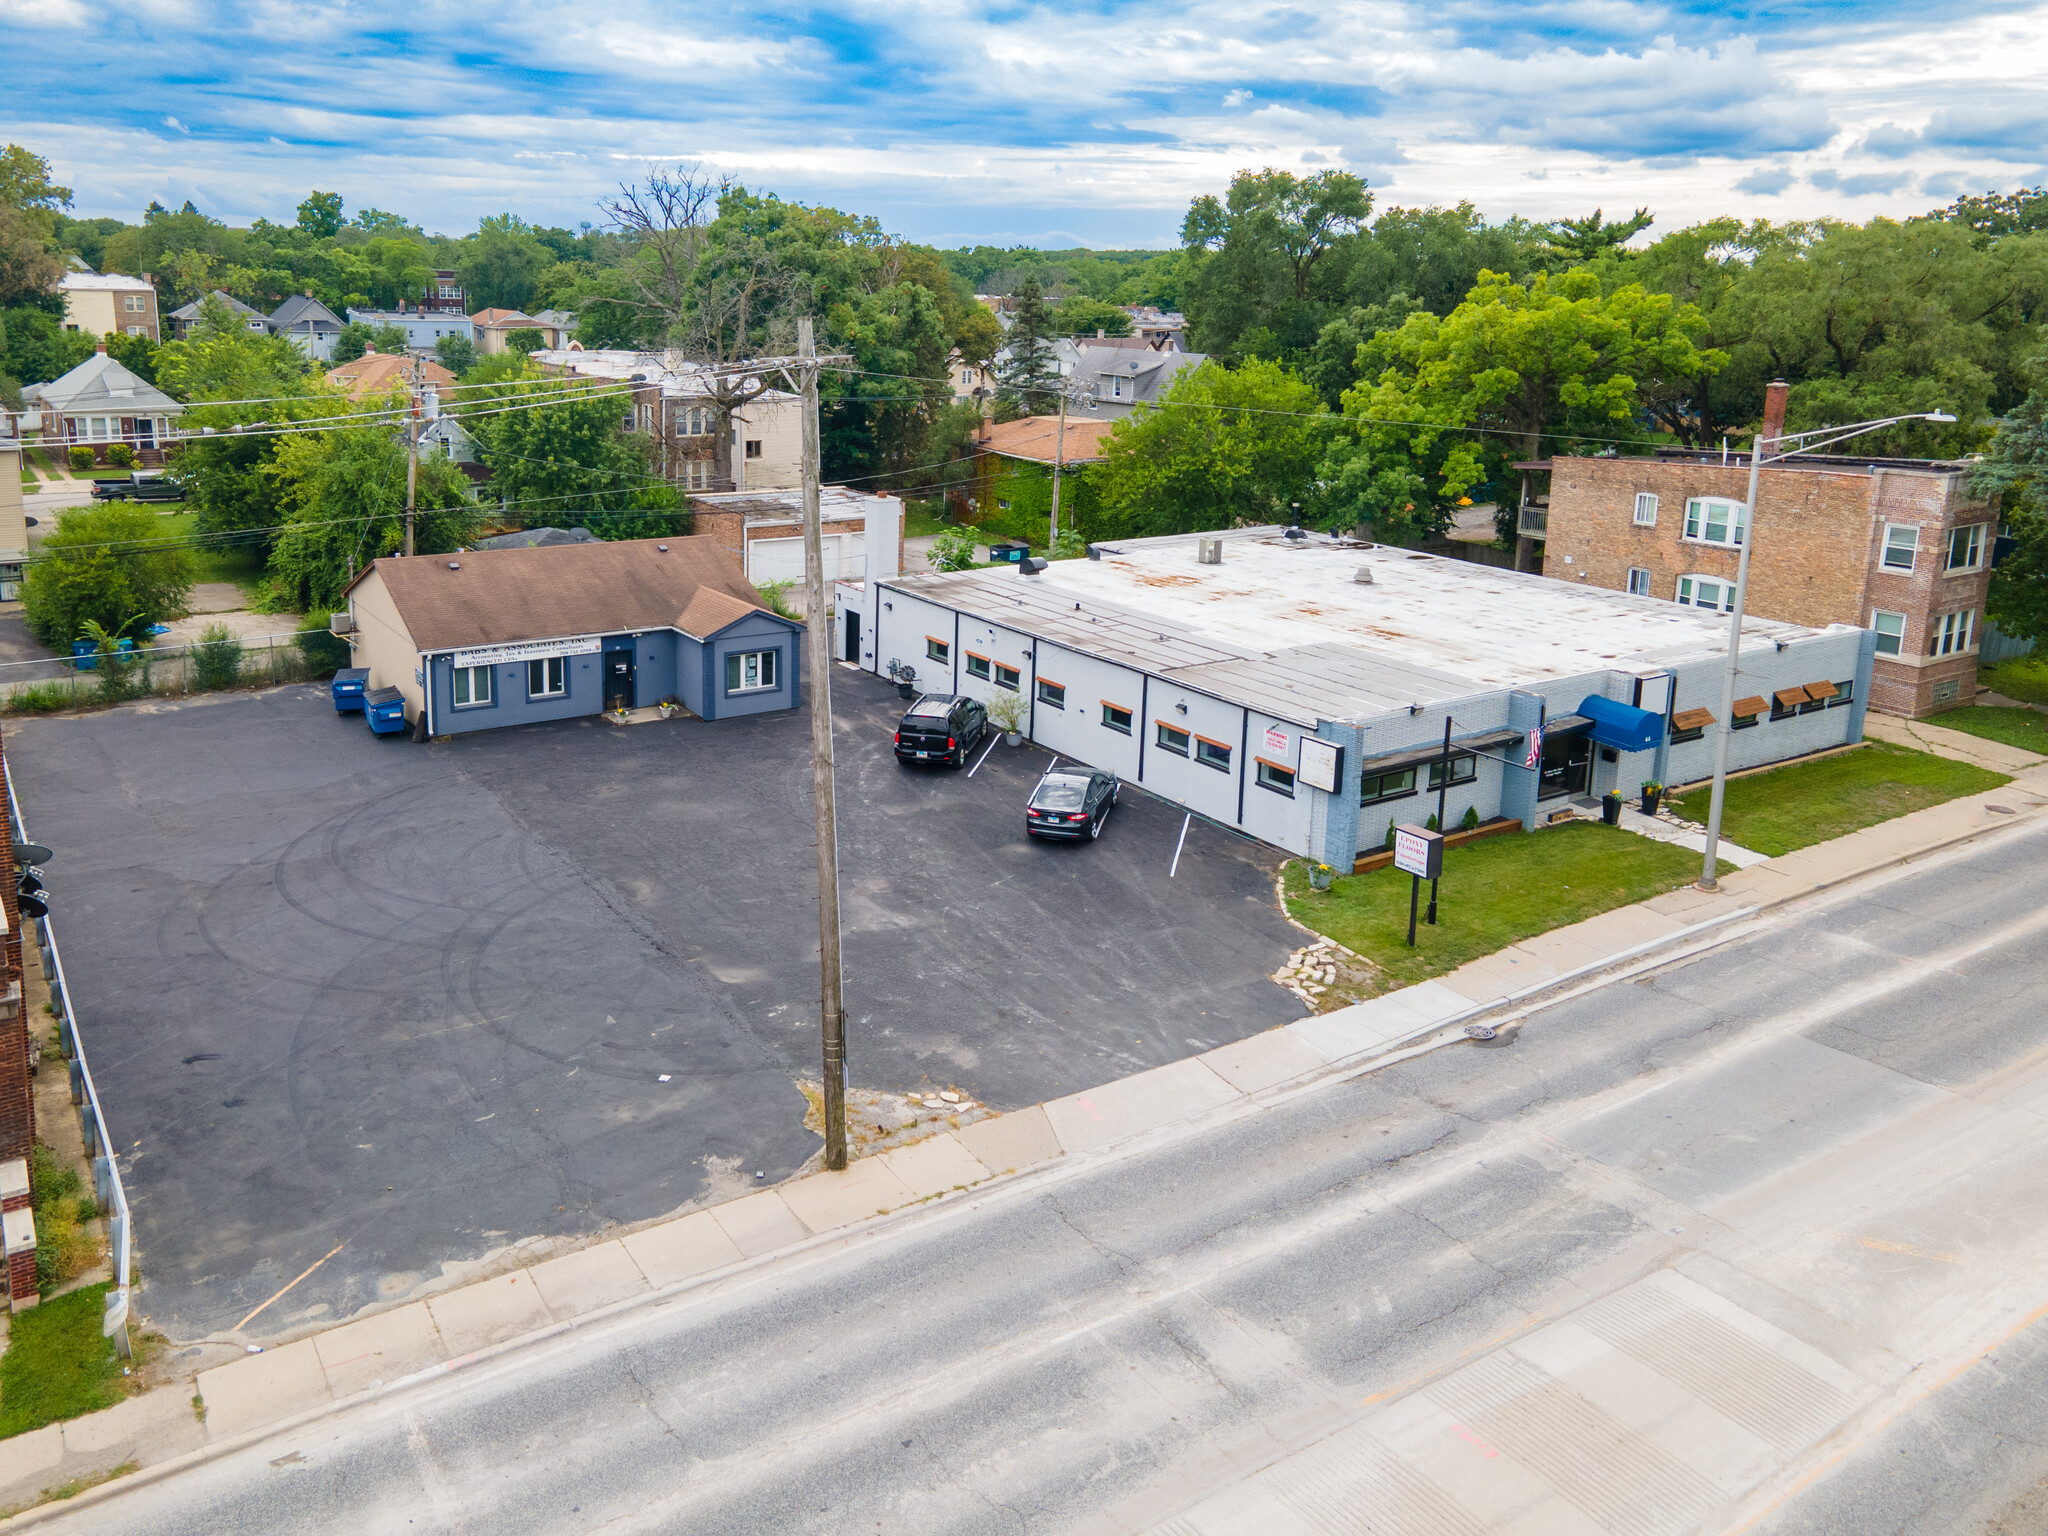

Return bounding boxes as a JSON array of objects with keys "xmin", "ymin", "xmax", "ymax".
[
  {"xmin": 1283, "ymin": 524, "xmax": 1307, "ymax": 541},
  {"xmin": 1198, "ymin": 537, "xmax": 1222, "ymax": 564},
  {"xmin": 1353, "ymin": 567, "xmax": 1374, "ymax": 584},
  {"xmin": 1019, "ymin": 556, "xmax": 1049, "ymax": 575}
]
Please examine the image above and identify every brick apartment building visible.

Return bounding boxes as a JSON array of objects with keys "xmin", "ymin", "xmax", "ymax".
[{"xmin": 1531, "ymin": 384, "xmax": 1998, "ymax": 718}]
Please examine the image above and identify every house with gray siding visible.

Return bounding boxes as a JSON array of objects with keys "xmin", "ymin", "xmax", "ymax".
[
  {"xmin": 340, "ymin": 534, "xmax": 803, "ymax": 736},
  {"xmin": 837, "ymin": 527, "xmax": 1876, "ymax": 868}
]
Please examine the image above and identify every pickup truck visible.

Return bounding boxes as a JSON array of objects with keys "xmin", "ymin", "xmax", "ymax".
[{"xmin": 90, "ymin": 474, "xmax": 186, "ymax": 503}]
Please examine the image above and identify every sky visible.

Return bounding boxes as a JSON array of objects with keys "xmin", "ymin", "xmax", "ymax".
[{"xmin": 4, "ymin": 0, "xmax": 2045, "ymax": 249}]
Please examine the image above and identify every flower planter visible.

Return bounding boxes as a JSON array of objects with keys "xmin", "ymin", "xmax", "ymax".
[
  {"xmin": 896, "ymin": 681, "xmax": 915, "ymax": 700},
  {"xmin": 1640, "ymin": 788, "xmax": 1662, "ymax": 816},
  {"xmin": 1005, "ymin": 731, "xmax": 1022, "ymax": 747},
  {"xmin": 1307, "ymin": 864, "xmax": 1333, "ymax": 892},
  {"xmin": 1601, "ymin": 791, "xmax": 1623, "ymax": 826}
]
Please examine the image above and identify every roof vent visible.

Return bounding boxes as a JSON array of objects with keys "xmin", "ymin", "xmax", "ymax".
[
  {"xmin": 656, "ymin": 544, "xmax": 669, "ymax": 552},
  {"xmin": 1018, "ymin": 556, "xmax": 1049, "ymax": 575},
  {"xmin": 1197, "ymin": 536, "xmax": 1222, "ymax": 565},
  {"xmin": 1283, "ymin": 525, "xmax": 1306, "ymax": 541},
  {"xmin": 1354, "ymin": 566, "xmax": 1374, "ymax": 584},
  {"xmin": 447, "ymin": 561, "xmax": 460, "ymax": 570}
]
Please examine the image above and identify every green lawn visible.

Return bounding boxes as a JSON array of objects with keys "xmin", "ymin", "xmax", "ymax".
[
  {"xmin": 149, "ymin": 511, "xmax": 268, "ymax": 592},
  {"xmin": 0, "ymin": 1283, "xmax": 125, "ymax": 1439},
  {"xmin": 1284, "ymin": 822, "xmax": 1720, "ymax": 992},
  {"xmin": 1930, "ymin": 704, "xmax": 2048, "ymax": 755},
  {"xmin": 1980, "ymin": 653, "xmax": 2048, "ymax": 706},
  {"xmin": 1673, "ymin": 740, "xmax": 2008, "ymax": 857},
  {"xmin": 901, "ymin": 500, "xmax": 954, "ymax": 539}
]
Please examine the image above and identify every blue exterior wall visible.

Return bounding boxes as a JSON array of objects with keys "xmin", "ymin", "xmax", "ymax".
[
  {"xmin": 428, "ymin": 646, "xmax": 604, "ymax": 735},
  {"xmin": 631, "ymin": 632, "xmax": 678, "ymax": 708},
  {"xmin": 699, "ymin": 613, "xmax": 804, "ymax": 721}
]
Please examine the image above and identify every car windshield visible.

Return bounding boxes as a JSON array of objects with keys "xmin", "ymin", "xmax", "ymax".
[
  {"xmin": 1033, "ymin": 777, "xmax": 1089, "ymax": 809},
  {"xmin": 907, "ymin": 702, "xmax": 951, "ymax": 720}
]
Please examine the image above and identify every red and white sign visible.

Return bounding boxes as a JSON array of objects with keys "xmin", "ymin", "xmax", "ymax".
[
  {"xmin": 1393, "ymin": 825, "xmax": 1444, "ymax": 880},
  {"xmin": 1263, "ymin": 726, "xmax": 1288, "ymax": 753}
]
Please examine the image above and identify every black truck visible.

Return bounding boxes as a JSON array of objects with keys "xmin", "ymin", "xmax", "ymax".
[{"xmin": 90, "ymin": 473, "xmax": 186, "ymax": 503}]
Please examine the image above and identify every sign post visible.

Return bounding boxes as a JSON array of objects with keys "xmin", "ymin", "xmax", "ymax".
[{"xmin": 1392, "ymin": 824, "xmax": 1444, "ymax": 947}]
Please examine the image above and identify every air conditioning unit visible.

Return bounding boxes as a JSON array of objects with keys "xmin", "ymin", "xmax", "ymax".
[
  {"xmin": 1197, "ymin": 537, "xmax": 1223, "ymax": 565},
  {"xmin": 329, "ymin": 612, "xmax": 357, "ymax": 636}
]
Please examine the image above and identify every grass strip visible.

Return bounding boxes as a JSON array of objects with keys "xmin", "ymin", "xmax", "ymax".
[
  {"xmin": 1929, "ymin": 705, "xmax": 2048, "ymax": 755},
  {"xmin": 0, "ymin": 1283, "xmax": 123, "ymax": 1439}
]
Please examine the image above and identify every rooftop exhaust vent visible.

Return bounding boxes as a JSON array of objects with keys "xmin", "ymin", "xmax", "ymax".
[
  {"xmin": 1018, "ymin": 556, "xmax": 1049, "ymax": 575},
  {"xmin": 1197, "ymin": 537, "xmax": 1222, "ymax": 565},
  {"xmin": 1353, "ymin": 567, "xmax": 1375, "ymax": 585}
]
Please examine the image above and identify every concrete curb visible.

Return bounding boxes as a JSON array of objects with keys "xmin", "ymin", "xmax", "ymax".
[{"xmin": 7, "ymin": 786, "xmax": 2045, "ymax": 1526}]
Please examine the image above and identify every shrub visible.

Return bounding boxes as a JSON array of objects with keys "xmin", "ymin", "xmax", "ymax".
[
  {"xmin": 106, "ymin": 442, "xmax": 135, "ymax": 468},
  {"xmin": 296, "ymin": 613, "xmax": 351, "ymax": 677},
  {"xmin": 68, "ymin": 445, "xmax": 93, "ymax": 470},
  {"xmin": 754, "ymin": 581, "xmax": 799, "ymax": 621},
  {"xmin": 5, "ymin": 680, "xmax": 79, "ymax": 714},
  {"xmin": 22, "ymin": 502, "xmax": 194, "ymax": 647},
  {"xmin": 987, "ymin": 689, "xmax": 1027, "ymax": 735},
  {"xmin": 1461, "ymin": 805, "xmax": 1481, "ymax": 830},
  {"xmin": 1051, "ymin": 528, "xmax": 1087, "ymax": 559},
  {"xmin": 1424, "ymin": 813, "xmax": 1440, "ymax": 832},
  {"xmin": 1385, "ymin": 824, "xmax": 1397, "ymax": 850},
  {"xmin": 928, "ymin": 526, "xmax": 980, "ymax": 572},
  {"xmin": 189, "ymin": 623, "xmax": 245, "ymax": 691}
]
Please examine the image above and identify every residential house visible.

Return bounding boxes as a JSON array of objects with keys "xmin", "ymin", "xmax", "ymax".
[
  {"xmin": 338, "ymin": 535, "xmax": 807, "ymax": 733},
  {"xmin": 23, "ymin": 345, "xmax": 182, "ymax": 465},
  {"xmin": 470, "ymin": 308, "xmax": 548, "ymax": 356},
  {"xmin": 1123, "ymin": 306, "xmax": 1188, "ymax": 350},
  {"xmin": 0, "ymin": 445, "xmax": 28, "ymax": 600},
  {"xmin": 268, "ymin": 292, "xmax": 347, "ymax": 360},
  {"xmin": 421, "ymin": 270, "xmax": 466, "ymax": 314},
  {"xmin": 344, "ymin": 306, "xmax": 476, "ymax": 352},
  {"xmin": 168, "ymin": 289, "xmax": 268, "ymax": 341},
  {"xmin": 686, "ymin": 487, "xmax": 903, "ymax": 587},
  {"xmin": 527, "ymin": 309, "xmax": 579, "ymax": 349},
  {"xmin": 325, "ymin": 350, "xmax": 458, "ymax": 399},
  {"xmin": 531, "ymin": 348, "xmax": 804, "ymax": 493},
  {"xmin": 971, "ymin": 414, "xmax": 1116, "ymax": 535},
  {"xmin": 58, "ymin": 272, "xmax": 160, "ymax": 342},
  {"xmin": 1532, "ymin": 383, "xmax": 1999, "ymax": 718},
  {"xmin": 1068, "ymin": 342, "xmax": 1207, "ymax": 419},
  {"xmin": 948, "ymin": 348, "xmax": 995, "ymax": 406}
]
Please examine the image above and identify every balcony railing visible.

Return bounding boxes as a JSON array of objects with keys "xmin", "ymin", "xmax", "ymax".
[{"xmin": 1517, "ymin": 505, "xmax": 1549, "ymax": 537}]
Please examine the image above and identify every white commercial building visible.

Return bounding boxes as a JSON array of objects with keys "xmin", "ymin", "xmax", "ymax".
[{"xmin": 837, "ymin": 527, "xmax": 1878, "ymax": 866}]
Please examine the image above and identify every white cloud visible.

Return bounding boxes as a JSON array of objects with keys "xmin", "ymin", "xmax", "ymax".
[{"xmin": 164, "ymin": 115, "xmax": 189, "ymax": 133}]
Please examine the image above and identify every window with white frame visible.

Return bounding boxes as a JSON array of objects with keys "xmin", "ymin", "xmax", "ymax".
[
  {"xmin": 685, "ymin": 459, "xmax": 714, "ymax": 489},
  {"xmin": 527, "ymin": 657, "xmax": 565, "ymax": 698},
  {"xmin": 1110, "ymin": 375, "xmax": 1128, "ymax": 400},
  {"xmin": 725, "ymin": 649, "xmax": 779, "ymax": 692},
  {"xmin": 1871, "ymin": 609, "xmax": 1907, "ymax": 656},
  {"xmin": 126, "ymin": 325, "xmax": 147, "ymax": 337},
  {"xmin": 452, "ymin": 665, "xmax": 493, "ymax": 707},
  {"xmin": 123, "ymin": 294, "xmax": 144, "ymax": 312},
  {"xmin": 1676, "ymin": 574, "xmax": 1735, "ymax": 612},
  {"xmin": 744, "ymin": 439, "xmax": 763, "ymax": 459},
  {"xmin": 1881, "ymin": 523, "xmax": 1919, "ymax": 571},
  {"xmin": 1632, "ymin": 492, "xmax": 1658, "ymax": 527},
  {"xmin": 1946, "ymin": 523, "xmax": 1985, "ymax": 572},
  {"xmin": 1930, "ymin": 609, "xmax": 1976, "ymax": 657},
  {"xmin": 1627, "ymin": 567, "xmax": 1652, "ymax": 596},
  {"xmin": 1683, "ymin": 497, "xmax": 1748, "ymax": 548}
]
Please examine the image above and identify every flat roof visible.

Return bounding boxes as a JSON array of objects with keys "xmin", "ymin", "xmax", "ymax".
[{"xmin": 883, "ymin": 528, "xmax": 1825, "ymax": 725}]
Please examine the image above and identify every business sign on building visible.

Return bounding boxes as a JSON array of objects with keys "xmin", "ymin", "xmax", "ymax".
[
  {"xmin": 1392, "ymin": 825, "xmax": 1443, "ymax": 880},
  {"xmin": 1298, "ymin": 738, "xmax": 1342, "ymax": 794},
  {"xmin": 452, "ymin": 635, "xmax": 603, "ymax": 669}
]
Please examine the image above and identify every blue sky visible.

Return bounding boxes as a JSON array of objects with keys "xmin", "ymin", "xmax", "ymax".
[{"xmin": 4, "ymin": 0, "xmax": 2044, "ymax": 247}]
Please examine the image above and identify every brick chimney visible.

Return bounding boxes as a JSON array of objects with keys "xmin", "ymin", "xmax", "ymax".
[
  {"xmin": 95, "ymin": 341, "xmax": 107, "ymax": 354},
  {"xmin": 1760, "ymin": 379, "xmax": 1789, "ymax": 453}
]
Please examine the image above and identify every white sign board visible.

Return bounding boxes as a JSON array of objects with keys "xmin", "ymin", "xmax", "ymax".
[
  {"xmin": 1298, "ymin": 738, "xmax": 1342, "ymax": 794},
  {"xmin": 1263, "ymin": 726, "xmax": 1289, "ymax": 754},
  {"xmin": 1393, "ymin": 825, "xmax": 1443, "ymax": 880},
  {"xmin": 452, "ymin": 635, "xmax": 603, "ymax": 669},
  {"xmin": 1635, "ymin": 672, "xmax": 1673, "ymax": 716}
]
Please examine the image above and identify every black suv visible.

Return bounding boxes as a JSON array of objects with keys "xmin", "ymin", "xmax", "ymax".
[
  {"xmin": 90, "ymin": 474, "xmax": 185, "ymax": 503},
  {"xmin": 894, "ymin": 693, "xmax": 987, "ymax": 768}
]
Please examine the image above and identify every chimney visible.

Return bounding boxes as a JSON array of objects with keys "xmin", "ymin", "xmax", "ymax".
[
  {"xmin": 95, "ymin": 341, "xmax": 107, "ymax": 354},
  {"xmin": 141, "ymin": 272, "xmax": 152, "ymax": 286},
  {"xmin": 306, "ymin": 288, "xmax": 314, "ymax": 298},
  {"xmin": 1760, "ymin": 380, "xmax": 1789, "ymax": 454}
]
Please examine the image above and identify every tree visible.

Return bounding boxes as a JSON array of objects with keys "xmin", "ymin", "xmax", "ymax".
[
  {"xmin": 263, "ymin": 425, "xmax": 479, "ymax": 609},
  {"xmin": 297, "ymin": 191, "xmax": 344, "ymax": 240},
  {"xmin": 1971, "ymin": 389, "xmax": 2048, "ymax": 641},
  {"xmin": 506, "ymin": 327, "xmax": 546, "ymax": 355},
  {"xmin": 458, "ymin": 214, "xmax": 554, "ymax": 311},
  {"xmin": 434, "ymin": 333, "xmax": 477, "ymax": 375},
  {"xmin": 22, "ymin": 502, "xmax": 194, "ymax": 645},
  {"xmin": 458, "ymin": 379, "xmax": 687, "ymax": 541},
  {"xmin": 0, "ymin": 307, "xmax": 94, "ymax": 385},
  {"xmin": 1337, "ymin": 268, "xmax": 1721, "ymax": 540},
  {"xmin": 821, "ymin": 280, "xmax": 952, "ymax": 483},
  {"xmin": 0, "ymin": 203, "xmax": 61, "ymax": 308},
  {"xmin": 1051, "ymin": 296, "xmax": 1132, "ymax": 338},
  {"xmin": 951, "ymin": 302, "xmax": 1005, "ymax": 371},
  {"xmin": 105, "ymin": 329, "xmax": 157, "ymax": 384},
  {"xmin": 0, "ymin": 145, "xmax": 71, "ymax": 215},
  {"xmin": 994, "ymin": 272, "xmax": 1061, "ymax": 419},
  {"xmin": 1932, "ymin": 186, "xmax": 2048, "ymax": 246},
  {"xmin": 1090, "ymin": 359, "xmax": 1333, "ymax": 539},
  {"xmin": 1179, "ymin": 168, "xmax": 1372, "ymax": 360},
  {"xmin": 1345, "ymin": 203, "xmax": 1543, "ymax": 318},
  {"xmin": 1542, "ymin": 208, "xmax": 1655, "ymax": 266}
]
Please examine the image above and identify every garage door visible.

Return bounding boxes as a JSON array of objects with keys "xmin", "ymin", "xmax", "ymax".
[{"xmin": 748, "ymin": 535, "xmax": 864, "ymax": 583}]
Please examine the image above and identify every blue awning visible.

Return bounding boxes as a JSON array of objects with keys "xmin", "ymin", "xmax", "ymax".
[{"xmin": 1576, "ymin": 694, "xmax": 1664, "ymax": 753}]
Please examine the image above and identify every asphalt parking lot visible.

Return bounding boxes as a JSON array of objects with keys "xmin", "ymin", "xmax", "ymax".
[{"xmin": 5, "ymin": 669, "xmax": 1300, "ymax": 1337}]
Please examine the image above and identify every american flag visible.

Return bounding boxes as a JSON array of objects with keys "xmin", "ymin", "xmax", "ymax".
[{"xmin": 1524, "ymin": 723, "xmax": 1544, "ymax": 769}]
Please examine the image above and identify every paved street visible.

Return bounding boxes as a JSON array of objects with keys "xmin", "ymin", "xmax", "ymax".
[{"xmin": 33, "ymin": 817, "xmax": 2048, "ymax": 1535}]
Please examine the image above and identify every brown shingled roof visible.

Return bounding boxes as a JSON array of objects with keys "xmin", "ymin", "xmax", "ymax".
[
  {"xmin": 974, "ymin": 415, "xmax": 1116, "ymax": 465},
  {"xmin": 350, "ymin": 534, "xmax": 780, "ymax": 652},
  {"xmin": 326, "ymin": 351, "xmax": 457, "ymax": 398}
]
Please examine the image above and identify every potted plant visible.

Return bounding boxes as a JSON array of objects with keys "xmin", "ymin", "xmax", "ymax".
[
  {"xmin": 1640, "ymin": 779, "xmax": 1663, "ymax": 816},
  {"xmin": 1307, "ymin": 860, "xmax": 1334, "ymax": 892},
  {"xmin": 987, "ymin": 689, "xmax": 1026, "ymax": 746},
  {"xmin": 1601, "ymin": 789, "xmax": 1623, "ymax": 825}
]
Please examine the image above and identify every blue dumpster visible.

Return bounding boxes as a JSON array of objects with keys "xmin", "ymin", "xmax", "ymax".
[
  {"xmin": 332, "ymin": 667, "xmax": 369, "ymax": 712},
  {"xmin": 363, "ymin": 686, "xmax": 408, "ymax": 735},
  {"xmin": 70, "ymin": 638, "xmax": 139, "ymax": 671}
]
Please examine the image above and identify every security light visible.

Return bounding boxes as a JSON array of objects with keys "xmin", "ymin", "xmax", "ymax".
[{"xmin": 1924, "ymin": 410, "xmax": 1957, "ymax": 423}]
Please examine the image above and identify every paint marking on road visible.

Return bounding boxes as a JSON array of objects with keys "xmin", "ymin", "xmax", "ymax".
[
  {"xmin": 967, "ymin": 734, "xmax": 1001, "ymax": 777},
  {"xmin": 1809, "ymin": 1229, "xmax": 1962, "ymax": 1264},
  {"xmin": 1170, "ymin": 813, "xmax": 1192, "ymax": 878},
  {"xmin": 233, "ymin": 1240, "xmax": 347, "ymax": 1332}
]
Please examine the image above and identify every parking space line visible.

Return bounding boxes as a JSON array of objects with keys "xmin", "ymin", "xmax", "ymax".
[
  {"xmin": 1170, "ymin": 813, "xmax": 1192, "ymax": 877},
  {"xmin": 967, "ymin": 735, "xmax": 1001, "ymax": 777}
]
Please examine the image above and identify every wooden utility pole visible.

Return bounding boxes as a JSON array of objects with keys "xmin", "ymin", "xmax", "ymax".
[
  {"xmin": 796, "ymin": 318, "xmax": 848, "ymax": 1170},
  {"xmin": 404, "ymin": 351, "xmax": 420, "ymax": 556},
  {"xmin": 1049, "ymin": 385, "xmax": 1067, "ymax": 555}
]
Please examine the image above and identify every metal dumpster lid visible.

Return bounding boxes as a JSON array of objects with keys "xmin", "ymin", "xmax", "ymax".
[
  {"xmin": 335, "ymin": 667, "xmax": 369, "ymax": 682},
  {"xmin": 364, "ymin": 685, "xmax": 404, "ymax": 704}
]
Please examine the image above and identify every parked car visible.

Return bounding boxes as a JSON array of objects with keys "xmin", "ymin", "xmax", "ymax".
[
  {"xmin": 1025, "ymin": 767, "xmax": 1120, "ymax": 841},
  {"xmin": 90, "ymin": 473, "xmax": 185, "ymax": 503},
  {"xmin": 894, "ymin": 692, "xmax": 988, "ymax": 768}
]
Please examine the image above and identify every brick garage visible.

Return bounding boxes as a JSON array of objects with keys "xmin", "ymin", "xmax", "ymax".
[
  {"xmin": 688, "ymin": 487, "xmax": 905, "ymax": 587},
  {"xmin": 1540, "ymin": 451, "xmax": 1996, "ymax": 721}
]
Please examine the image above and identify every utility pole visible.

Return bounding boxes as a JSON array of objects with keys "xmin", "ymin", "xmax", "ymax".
[
  {"xmin": 1426, "ymin": 714, "xmax": 1451, "ymax": 925},
  {"xmin": 404, "ymin": 351, "xmax": 420, "ymax": 556},
  {"xmin": 1049, "ymin": 385, "xmax": 1067, "ymax": 555},
  {"xmin": 797, "ymin": 318, "xmax": 849, "ymax": 1170}
]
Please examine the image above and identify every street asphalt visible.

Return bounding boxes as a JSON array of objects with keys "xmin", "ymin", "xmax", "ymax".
[
  {"xmin": 24, "ymin": 815, "xmax": 2048, "ymax": 1535},
  {"xmin": 2, "ymin": 671, "xmax": 1297, "ymax": 1340}
]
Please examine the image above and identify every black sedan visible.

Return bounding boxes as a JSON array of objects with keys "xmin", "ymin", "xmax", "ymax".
[{"xmin": 1025, "ymin": 767, "xmax": 1120, "ymax": 841}]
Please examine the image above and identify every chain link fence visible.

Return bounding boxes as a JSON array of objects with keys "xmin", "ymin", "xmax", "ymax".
[{"xmin": 0, "ymin": 627, "xmax": 344, "ymax": 715}]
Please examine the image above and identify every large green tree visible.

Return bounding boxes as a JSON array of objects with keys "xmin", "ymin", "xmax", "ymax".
[
  {"xmin": 1089, "ymin": 358, "xmax": 1332, "ymax": 539},
  {"xmin": 296, "ymin": 191, "xmax": 344, "ymax": 240},
  {"xmin": 1179, "ymin": 168, "xmax": 1372, "ymax": 361},
  {"xmin": 1971, "ymin": 389, "xmax": 2048, "ymax": 641},
  {"xmin": 993, "ymin": 272, "xmax": 1060, "ymax": 419},
  {"xmin": 22, "ymin": 502, "xmax": 194, "ymax": 645},
  {"xmin": 458, "ymin": 214, "xmax": 555, "ymax": 311},
  {"xmin": 822, "ymin": 280, "xmax": 952, "ymax": 483},
  {"xmin": 458, "ymin": 376, "xmax": 687, "ymax": 540}
]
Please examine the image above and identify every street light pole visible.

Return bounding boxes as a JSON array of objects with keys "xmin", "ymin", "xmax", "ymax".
[{"xmin": 1696, "ymin": 397, "xmax": 1955, "ymax": 890}]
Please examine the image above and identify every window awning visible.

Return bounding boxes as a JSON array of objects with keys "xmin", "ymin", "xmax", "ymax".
[
  {"xmin": 1774, "ymin": 686, "xmax": 1811, "ymax": 709},
  {"xmin": 1671, "ymin": 707, "xmax": 1715, "ymax": 732},
  {"xmin": 1732, "ymin": 695, "xmax": 1768, "ymax": 719},
  {"xmin": 1576, "ymin": 694, "xmax": 1665, "ymax": 753},
  {"xmin": 1545, "ymin": 713, "xmax": 1591, "ymax": 735},
  {"xmin": 1803, "ymin": 679, "xmax": 1838, "ymax": 702},
  {"xmin": 1353, "ymin": 727, "xmax": 1523, "ymax": 777}
]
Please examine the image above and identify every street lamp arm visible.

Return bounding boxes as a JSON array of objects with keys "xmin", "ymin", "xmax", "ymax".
[{"xmin": 1755, "ymin": 411, "xmax": 1957, "ymax": 463}]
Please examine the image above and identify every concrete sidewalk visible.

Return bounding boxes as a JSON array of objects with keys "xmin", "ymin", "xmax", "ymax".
[
  {"xmin": 1864, "ymin": 708, "xmax": 2048, "ymax": 774},
  {"xmin": 9, "ymin": 752, "xmax": 2048, "ymax": 1518}
]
